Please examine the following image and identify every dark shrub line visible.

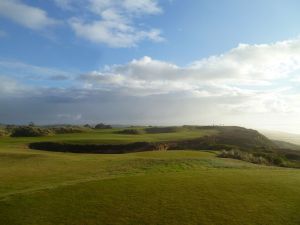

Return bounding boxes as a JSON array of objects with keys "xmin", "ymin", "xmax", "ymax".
[
  {"xmin": 11, "ymin": 126, "xmax": 53, "ymax": 137},
  {"xmin": 116, "ymin": 129, "xmax": 145, "ymax": 135},
  {"xmin": 29, "ymin": 142, "xmax": 169, "ymax": 154}
]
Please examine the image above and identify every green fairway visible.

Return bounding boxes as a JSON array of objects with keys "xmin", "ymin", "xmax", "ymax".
[{"xmin": 0, "ymin": 129, "xmax": 300, "ymax": 225}]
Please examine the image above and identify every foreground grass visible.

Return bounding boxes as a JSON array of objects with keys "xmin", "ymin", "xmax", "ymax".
[
  {"xmin": 1, "ymin": 162, "xmax": 300, "ymax": 225},
  {"xmin": 1, "ymin": 150, "xmax": 300, "ymax": 225},
  {"xmin": 0, "ymin": 130, "xmax": 300, "ymax": 225},
  {"xmin": 0, "ymin": 150, "xmax": 255, "ymax": 198}
]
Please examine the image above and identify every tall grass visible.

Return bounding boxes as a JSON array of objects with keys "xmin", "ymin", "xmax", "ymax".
[{"xmin": 218, "ymin": 149, "xmax": 290, "ymax": 167}]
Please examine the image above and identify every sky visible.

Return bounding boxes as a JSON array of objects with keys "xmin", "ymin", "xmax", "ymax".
[{"xmin": 1, "ymin": 0, "xmax": 300, "ymax": 133}]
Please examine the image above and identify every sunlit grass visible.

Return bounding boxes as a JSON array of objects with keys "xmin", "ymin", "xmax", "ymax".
[{"xmin": 0, "ymin": 129, "xmax": 300, "ymax": 225}]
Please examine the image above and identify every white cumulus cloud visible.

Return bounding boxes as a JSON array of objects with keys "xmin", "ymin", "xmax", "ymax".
[
  {"xmin": 79, "ymin": 38, "xmax": 300, "ymax": 117},
  {"xmin": 0, "ymin": 0, "xmax": 58, "ymax": 30},
  {"xmin": 81, "ymin": 38, "xmax": 300, "ymax": 96}
]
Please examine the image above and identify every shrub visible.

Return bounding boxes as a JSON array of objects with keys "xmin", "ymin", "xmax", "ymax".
[
  {"xmin": 0, "ymin": 130, "xmax": 8, "ymax": 137},
  {"xmin": 117, "ymin": 129, "xmax": 144, "ymax": 135},
  {"xmin": 145, "ymin": 126, "xmax": 181, "ymax": 134},
  {"xmin": 5, "ymin": 125, "xmax": 17, "ymax": 132},
  {"xmin": 29, "ymin": 141, "xmax": 158, "ymax": 154},
  {"xmin": 11, "ymin": 126, "xmax": 53, "ymax": 137},
  {"xmin": 264, "ymin": 154, "xmax": 287, "ymax": 167},
  {"xmin": 51, "ymin": 126, "xmax": 88, "ymax": 134},
  {"xmin": 218, "ymin": 149, "xmax": 269, "ymax": 165},
  {"xmin": 95, "ymin": 123, "xmax": 112, "ymax": 129}
]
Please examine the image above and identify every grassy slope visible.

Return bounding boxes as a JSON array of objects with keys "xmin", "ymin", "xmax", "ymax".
[{"xmin": 0, "ymin": 129, "xmax": 300, "ymax": 225}]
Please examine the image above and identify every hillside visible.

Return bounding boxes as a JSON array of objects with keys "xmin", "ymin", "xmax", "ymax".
[{"xmin": 170, "ymin": 126, "xmax": 276, "ymax": 151}]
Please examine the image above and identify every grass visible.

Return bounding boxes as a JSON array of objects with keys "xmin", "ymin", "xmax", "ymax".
[
  {"xmin": 0, "ymin": 128, "xmax": 217, "ymax": 146},
  {"xmin": 0, "ymin": 128, "xmax": 300, "ymax": 225}
]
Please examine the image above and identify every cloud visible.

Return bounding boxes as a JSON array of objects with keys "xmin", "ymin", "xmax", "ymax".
[
  {"xmin": 0, "ymin": 75, "xmax": 29, "ymax": 96},
  {"xmin": 77, "ymin": 38, "xmax": 300, "ymax": 121},
  {"xmin": 0, "ymin": 0, "xmax": 58, "ymax": 30},
  {"xmin": 0, "ymin": 60, "xmax": 73, "ymax": 81},
  {"xmin": 69, "ymin": 0, "xmax": 164, "ymax": 47},
  {"xmin": 89, "ymin": 0, "xmax": 162, "ymax": 15},
  {"xmin": 70, "ymin": 19, "xmax": 163, "ymax": 48},
  {"xmin": 190, "ymin": 40, "xmax": 300, "ymax": 80},
  {"xmin": 1, "ymin": 37, "xmax": 300, "ymax": 132},
  {"xmin": 0, "ymin": 0, "xmax": 164, "ymax": 46},
  {"xmin": 81, "ymin": 38, "xmax": 300, "ymax": 96}
]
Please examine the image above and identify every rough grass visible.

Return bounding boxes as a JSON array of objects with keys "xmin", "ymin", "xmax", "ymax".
[{"xmin": 0, "ymin": 128, "xmax": 300, "ymax": 225}]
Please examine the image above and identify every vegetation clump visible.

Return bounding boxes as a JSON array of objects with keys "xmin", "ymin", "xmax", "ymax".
[
  {"xmin": 218, "ymin": 149, "xmax": 269, "ymax": 165},
  {"xmin": 29, "ymin": 141, "xmax": 163, "ymax": 154},
  {"xmin": 117, "ymin": 129, "xmax": 144, "ymax": 135},
  {"xmin": 94, "ymin": 123, "xmax": 112, "ymax": 129},
  {"xmin": 5, "ymin": 125, "xmax": 18, "ymax": 132},
  {"xmin": 0, "ymin": 129, "xmax": 8, "ymax": 137},
  {"xmin": 145, "ymin": 126, "xmax": 182, "ymax": 134},
  {"xmin": 11, "ymin": 126, "xmax": 53, "ymax": 137},
  {"xmin": 51, "ymin": 126, "xmax": 89, "ymax": 134},
  {"xmin": 218, "ymin": 149, "xmax": 291, "ymax": 167}
]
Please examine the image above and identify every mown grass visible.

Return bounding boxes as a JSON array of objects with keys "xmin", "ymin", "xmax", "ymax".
[
  {"xmin": 0, "ymin": 129, "xmax": 300, "ymax": 225},
  {"xmin": 0, "ymin": 150, "xmax": 254, "ymax": 199}
]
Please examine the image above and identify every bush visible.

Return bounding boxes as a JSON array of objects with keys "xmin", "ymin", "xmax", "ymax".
[
  {"xmin": 0, "ymin": 130, "xmax": 8, "ymax": 137},
  {"xmin": 95, "ymin": 123, "xmax": 112, "ymax": 129},
  {"xmin": 145, "ymin": 126, "xmax": 181, "ymax": 134},
  {"xmin": 117, "ymin": 129, "xmax": 144, "ymax": 135},
  {"xmin": 5, "ymin": 125, "xmax": 17, "ymax": 132},
  {"xmin": 11, "ymin": 126, "xmax": 53, "ymax": 137},
  {"xmin": 51, "ymin": 126, "xmax": 88, "ymax": 134},
  {"xmin": 264, "ymin": 154, "xmax": 287, "ymax": 167},
  {"xmin": 218, "ymin": 149, "xmax": 269, "ymax": 165},
  {"xmin": 29, "ymin": 141, "xmax": 159, "ymax": 154}
]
